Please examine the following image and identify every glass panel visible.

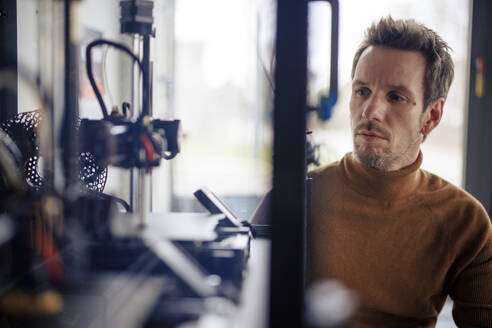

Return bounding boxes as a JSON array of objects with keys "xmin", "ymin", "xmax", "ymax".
[
  {"xmin": 306, "ymin": 2, "xmax": 470, "ymax": 326},
  {"xmin": 308, "ymin": 0, "xmax": 469, "ymax": 187},
  {"xmin": 168, "ymin": 0, "xmax": 276, "ymax": 218}
]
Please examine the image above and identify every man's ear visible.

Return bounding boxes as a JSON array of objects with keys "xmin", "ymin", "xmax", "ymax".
[{"xmin": 421, "ymin": 98, "xmax": 444, "ymax": 136}]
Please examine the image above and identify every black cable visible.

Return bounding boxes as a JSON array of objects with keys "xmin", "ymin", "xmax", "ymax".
[
  {"xmin": 84, "ymin": 189, "xmax": 131, "ymax": 212},
  {"xmin": 86, "ymin": 39, "xmax": 147, "ymax": 120}
]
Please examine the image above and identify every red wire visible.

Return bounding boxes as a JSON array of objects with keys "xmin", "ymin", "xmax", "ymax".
[
  {"xmin": 35, "ymin": 225, "xmax": 65, "ymax": 281},
  {"xmin": 140, "ymin": 132, "xmax": 155, "ymax": 163}
]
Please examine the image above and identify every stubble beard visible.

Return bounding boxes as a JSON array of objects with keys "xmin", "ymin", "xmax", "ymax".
[
  {"xmin": 353, "ymin": 141, "xmax": 392, "ymax": 170},
  {"xmin": 352, "ymin": 121, "xmax": 394, "ymax": 170},
  {"xmin": 352, "ymin": 123, "xmax": 423, "ymax": 171}
]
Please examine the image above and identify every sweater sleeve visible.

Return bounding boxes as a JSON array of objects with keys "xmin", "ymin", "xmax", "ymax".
[{"xmin": 450, "ymin": 205, "xmax": 492, "ymax": 327}]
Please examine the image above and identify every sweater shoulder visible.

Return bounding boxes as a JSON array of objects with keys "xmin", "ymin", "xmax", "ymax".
[
  {"xmin": 308, "ymin": 160, "xmax": 340, "ymax": 179},
  {"xmin": 422, "ymin": 169, "xmax": 480, "ymax": 204},
  {"xmin": 421, "ymin": 169, "xmax": 491, "ymax": 227},
  {"xmin": 308, "ymin": 160, "xmax": 342, "ymax": 201}
]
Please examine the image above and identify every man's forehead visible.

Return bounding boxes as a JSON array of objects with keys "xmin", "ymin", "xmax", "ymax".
[{"xmin": 353, "ymin": 45, "xmax": 426, "ymax": 93}]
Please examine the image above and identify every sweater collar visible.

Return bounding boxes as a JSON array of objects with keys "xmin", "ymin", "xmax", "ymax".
[{"xmin": 339, "ymin": 151, "xmax": 423, "ymax": 200}]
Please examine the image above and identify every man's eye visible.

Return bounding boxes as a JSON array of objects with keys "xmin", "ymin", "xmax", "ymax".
[
  {"xmin": 355, "ymin": 88, "xmax": 369, "ymax": 96},
  {"xmin": 388, "ymin": 93, "xmax": 405, "ymax": 103}
]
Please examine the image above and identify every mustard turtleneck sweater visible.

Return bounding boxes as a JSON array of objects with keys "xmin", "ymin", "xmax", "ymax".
[{"xmin": 308, "ymin": 152, "xmax": 492, "ymax": 327}]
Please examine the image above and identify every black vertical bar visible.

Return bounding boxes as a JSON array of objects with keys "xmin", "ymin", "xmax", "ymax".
[
  {"xmin": 269, "ymin": 1, "xmax": 308, "ymax": 327},
  {"xmin": 465, "ymin": 0, "xmax": 492, "ymax": 216},
  {"xmin": 0, "ymin": 0, "xmax": 18, "ymax": 122},
  {"xmin": 142, "ymin": 34, "xmax": 151, "ymax": 117},
  {"xmin": 61, "ymin": 0, "xmax": 79, "ymax": 190}
]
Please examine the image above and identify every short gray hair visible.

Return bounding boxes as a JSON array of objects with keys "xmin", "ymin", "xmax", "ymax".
[{"xmin": 351, "ymin": 16, "xmax": 454, "ymax": 111}]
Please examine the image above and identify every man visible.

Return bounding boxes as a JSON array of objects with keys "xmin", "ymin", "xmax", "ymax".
[{"xmin": 307, "ymin": 17, "xmax": 492, "ymax": 327}]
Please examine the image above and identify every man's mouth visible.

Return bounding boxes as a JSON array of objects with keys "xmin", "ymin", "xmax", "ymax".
[{"xmin": 356, "ymin": 130, "xmax": 387, "ymax": 142}]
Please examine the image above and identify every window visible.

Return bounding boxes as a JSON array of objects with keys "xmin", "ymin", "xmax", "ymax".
[{"xmin": 153, "ymin": 0, "xmax": 275, "ymax": 216}]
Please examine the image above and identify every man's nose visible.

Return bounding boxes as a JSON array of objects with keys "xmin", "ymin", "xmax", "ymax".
[{"xmin": 362, "ymin": 94, "xmax": 386, "ymax": 121}]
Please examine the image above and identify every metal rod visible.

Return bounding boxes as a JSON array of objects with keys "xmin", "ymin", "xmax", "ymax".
[
  {"xmin": 142, "ymin": 34, "xmax": 151, "ymax": 117},
  {"xmin": 38, "ymin": 0, "xmax": 55, "ymax": 190},
  {"xmin": 167, "ymin": 0, "xmax": 176, "ymax": 212},
  {"xmin": 130, "ymin": 35, "xmax": 141, "ymax": 212},
  {"xmin": 142, "ymin": 34, "xmax": 152, "ymax": 212},
  {"xmin": 138, "ymin": 168, "xmax": 149, "ymax": 226}
]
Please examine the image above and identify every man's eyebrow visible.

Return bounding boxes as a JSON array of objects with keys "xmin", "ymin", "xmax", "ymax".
[
  {"xmin": 352, "ymin": 80, "xmax": 368, "ymax": 86},
  {"xmin": 387, "ymin": 84, "xmax": 415, "ymax": 97}
]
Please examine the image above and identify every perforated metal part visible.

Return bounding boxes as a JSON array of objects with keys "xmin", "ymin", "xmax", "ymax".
[
  {"xmin": 25, "ymin": 156, "xmax": 43, "ymax": 188},
  {"xmin": 80, "ymin": 152, "xmax": 107, "ymax": 192},
  {"xmin": 0, "ymin": 110, "xmax": 107, "ymax": 192}
]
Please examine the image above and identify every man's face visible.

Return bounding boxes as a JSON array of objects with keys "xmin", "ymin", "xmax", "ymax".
[{"xmin": 350, "ymin": 45, "xmax": 427, "ymax": 171}]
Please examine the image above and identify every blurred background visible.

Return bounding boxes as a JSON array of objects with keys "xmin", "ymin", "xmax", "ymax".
[{"xmin": 17, "ymin": 0, "xmax": 469, "ymax": 215}]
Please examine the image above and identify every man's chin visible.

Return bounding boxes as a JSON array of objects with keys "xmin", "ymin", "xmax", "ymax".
[{"xmin": 354, "ymin": 147, "xmax": 387, "ymax": 170}]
